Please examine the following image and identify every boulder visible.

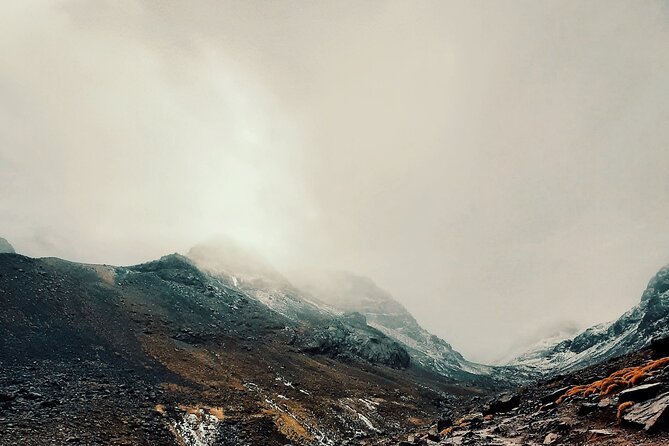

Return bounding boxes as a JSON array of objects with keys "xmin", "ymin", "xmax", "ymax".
[
  {"xmin": 436, "ymin": 418, "xmax": 453, "ymax": 431},
  {"xmin": 622, "ymin": 392, "xmax": 669, "ymax": 431},
  {"xmin": 483, "ymin": 393, "xmax": 520, "ymax": 415},
  {"xmin": 577, "ymin": 402, "xmax": 598, "ymax": 415},
  {"xmin": 540, "ymin": 386, "xmax": 571, "ymax": 405},
  {"xmin": 543, "ymin": 433, "xmax": 559, "ymax": 444},
  {"xmin": 587, "ymin": 429, "xmax": 615, "ymax": 441},
  {"xmin": 650, "ymin": 336, "xmax": 669, "ymax": 358},
  {"xmin": 597, "ymin": 398, "xmax": 613, "ymax": 408},
  {"xmin": 618, "ymin": 383, "xmax": 662, "ymax": 404}
]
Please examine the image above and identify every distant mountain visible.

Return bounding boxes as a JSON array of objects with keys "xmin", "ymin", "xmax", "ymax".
[
  {"xmin": 510, "ymin": 262, "xmax": 669, "ymax": 376},
  {"xmin": 187, "ymin": 243, "xmax": 501, "ymax": 384},
  {"xmin": 294, "ymin": 271, "xmax": 497, "ymax": 382},
  {"xmin": 0, "ymin": 237, "xmax": 15, "ymax": 254}
]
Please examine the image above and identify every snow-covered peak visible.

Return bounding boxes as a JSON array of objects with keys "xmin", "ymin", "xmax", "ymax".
[{"xmin": 510, "ymin": 261, "xmax": 669, "ymax": 376}]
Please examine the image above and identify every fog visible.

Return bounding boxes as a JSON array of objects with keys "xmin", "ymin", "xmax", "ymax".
[{"xmin": 2, "ymin": 1, "xmax": 669, "ymax": 362}]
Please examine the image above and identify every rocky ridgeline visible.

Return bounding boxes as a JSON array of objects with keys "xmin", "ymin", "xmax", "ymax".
[
  {"xmin": 389, "ymin": 339, "xmax": 669, "ymax": 446},
  {"xmin": 0, "ymin": 249, "xmax": 481, "ymax": 445}
]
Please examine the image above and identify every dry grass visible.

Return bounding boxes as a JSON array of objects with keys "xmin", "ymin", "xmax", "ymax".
[
  {"xmin": 440, "ymin": 427, "xmax": 455, "ymax": 436},
  {"xmin": 176, "ymin": 404, "xmax": 225, "ymax": 420},
  {"xmin": 263, "ymin": 409, "xmax": 313, "ymax": 442},
  {"xmin": 556, "ymin": 356, "xmax": 669, "ymax": 404},
  {"xmin": 617, "ymin": 401, "xmax": 635, "ymax": 420},
  {"xmin": 208, "ymin": 406, "xmax": 225, "ymax": 421},
  {"xmin": 407, "ymin": 416, "xmax": 429, "ymax": 426},
  {"xmin": 161, "ymin": 382, "xmax": 195, "ymax": 395},
  {"xmin": 454, "ymin": 417, "xmax": 471, "ymax": 427},
  {"xmin": 178, "ymin": 404, "xmax": 202, "ymax": 416}
]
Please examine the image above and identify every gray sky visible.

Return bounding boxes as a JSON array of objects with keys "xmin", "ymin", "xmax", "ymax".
[{"xmin": 2, "ymin": 1, "xmax": 669, "ymax": 362}]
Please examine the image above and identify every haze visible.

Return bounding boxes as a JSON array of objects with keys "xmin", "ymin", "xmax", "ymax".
[{"xmin": 2, "ymin": 1, "xmax": 669, "ymax": 362}]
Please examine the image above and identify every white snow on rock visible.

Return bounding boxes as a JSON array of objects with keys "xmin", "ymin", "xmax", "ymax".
[{"xmin": 171, "ymin": 411, "xmax": 220, "ymax": 446}]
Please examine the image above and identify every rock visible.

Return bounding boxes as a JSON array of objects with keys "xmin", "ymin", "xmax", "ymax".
[
  {"xmin": 23, "ymin": 391, "xmax": 43, "ymax": 400},
  {"xmin": 483, "ymin": 393, "xmax": 520, "ymax": 415},
  {"xmin": 539, "ymin": 402, "xmax": 556, "ymax": 411},
  {"xmin": 650, "ymin": 335, "xmax": 669, "ymax": 358},
  {"xmin": 540, "ymin": 386, "xmax": 571, "ymax": 405},
  {"xmin": 436, "ymin": 418, "xmax": 453, "ymax": 431},
  {"xmin": 457, "ymin": 412, "xmax": 483, "ymax": 427},
  {"xmin": 618, "ymin": 382, "xmax": 662, "ymax": 404},
  {"xmin": 39, "ymin": 399, "xmax": 60, "ymax": 408},
  {"xmin": 597, "ymin": 398, "xmax": 613, "ymax": 408},
  {"xmin": 622, "ymin": 392, "xmax": 669, "ymax": 431},
  {"xmin": 587, "ymin": 429, "xmax": 614, "ymax": 439},
  {"xmin": 543, "ymin": 432, "xmax": 559, "ymax": 444},
  {"xmin": 577, "ymin": 402, "xmax": 598, "ymax": 415}
]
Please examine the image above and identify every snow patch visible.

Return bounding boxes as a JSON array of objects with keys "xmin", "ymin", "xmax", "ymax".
[{"xmin": 171, "ymin": 411, "xmax": 220, "ymax": 446}]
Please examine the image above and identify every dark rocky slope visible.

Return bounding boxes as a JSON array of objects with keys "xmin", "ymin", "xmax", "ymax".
[
  {"xmin": 0, "ymin": 251, "xmax": 485, "ymax": 446},
  {"xmin": 380, "ymin": 341, "xmax": 669, "ymax": 445}
]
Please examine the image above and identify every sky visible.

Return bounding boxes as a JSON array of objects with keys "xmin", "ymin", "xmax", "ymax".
[{"xmin": 2, "ymin": 1, "xmax": 669, "ymax": 362}]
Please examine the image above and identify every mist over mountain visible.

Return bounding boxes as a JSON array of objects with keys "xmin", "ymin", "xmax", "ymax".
[
  {"xmin": 3, "ymin": 1, "xmax": 669, "ymax": 362},
  {"xmin": 3, "ymin": 237, "xmax": 669, "ymax": 444},
  {"xmin": 3, "ymin": 1, "xmax": 669, "ymax": 444},
  {"xmin": 0, "ymin": 238, "xmax": 14, "ymax": 254}
]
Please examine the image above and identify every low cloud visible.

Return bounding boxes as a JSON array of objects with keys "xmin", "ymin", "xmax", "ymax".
[{"xmin": 2, "ymin": 1, "xmax": 669, "ymax": 361}]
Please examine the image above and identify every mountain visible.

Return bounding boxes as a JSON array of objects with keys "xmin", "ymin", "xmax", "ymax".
[
  {"xmin": 0, "ymin": 249, "xmax": 486, "ymax": 446},
  {"xmin": 0, "ymin": 237, "xmax": 14, "ymax": 254},
  {"xmin": 294, "ymin": 271, "xmax": 496, "ymax": 382},
  {"xmin": 510, "ymin": 262, "xmax": 669, "ymax": 376},
  {"xmin": 187, "ymin": 243, "xmax": 501, "ymax": 384},
  {"xmin": 3, "ymin": 239, "xmax": 669, "ymax": 445}
]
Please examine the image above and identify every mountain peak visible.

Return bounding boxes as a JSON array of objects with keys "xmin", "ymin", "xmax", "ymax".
[
  {"xmin": 641, "ymin": 263, "xmax": 669, "ymax": 304},
  {"xmin": 0, "ymin": 237, "xmax": 15, "ymax": 254}
]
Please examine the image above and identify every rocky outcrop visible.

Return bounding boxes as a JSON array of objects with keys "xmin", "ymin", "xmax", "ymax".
[
  {"xmin": 483, "ymin": 392, "xmax": 520, "ymax": 415},
  {"xmin": 623, "ymin": 392, "xmax": 669, "ymax": 431},
  {"xmin": 299, "ymin": 315, "xmax": 411, "ymax": 368},
  {"xmin": 394, "ymin": 344, "xmax": 669, "ymax": 445},
  {"xmin": 619, "ymin": 383, "xmax": 663, "ymax": 404},
  {"xmin": 295, "ymin": 271, "xmax": 500, "ymax": 383}
]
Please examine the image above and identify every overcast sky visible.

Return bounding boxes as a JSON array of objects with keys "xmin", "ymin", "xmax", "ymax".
[{"xmin": 2, "ymin": 1, "xmax": 669, "ymax": 362}]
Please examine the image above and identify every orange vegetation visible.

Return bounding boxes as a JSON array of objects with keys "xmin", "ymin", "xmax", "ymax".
[
  {"xmin": 407, "ymin": 417, "xmax": 429, "ymax": 426},
  {"xmin": 154, "ymin": 404, "xmax": 166, "ymax": 415},
  {"xmin": 556, "ymin": 356, "xmax": 669, "ymax": 404},
  {"xmin": 208, "ymin": 407, "xmax": 225, "ymax": 421},
  {"xmin": 440, "ymin": 427, "xmax": 454, "ymax": 436},
  {"xmin": 617, "ymin": 401, "xmax": 634, "ymax": 420},
  {"xmin": 263, "ymin": 409, "xmax": 313, "ymax": 442},
  {"xmin": 455, "ymin": 418, "xmax": 468, "ymax": 427}
]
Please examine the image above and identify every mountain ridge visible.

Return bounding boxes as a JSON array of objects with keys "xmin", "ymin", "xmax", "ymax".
[{"xmin": 508, "ymin": 262, "xmax": 669, "ymax": 376}]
